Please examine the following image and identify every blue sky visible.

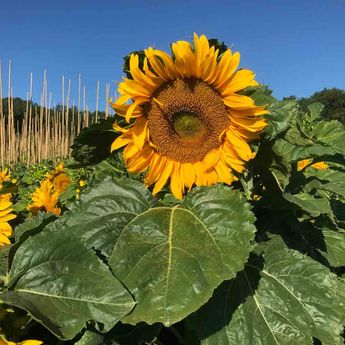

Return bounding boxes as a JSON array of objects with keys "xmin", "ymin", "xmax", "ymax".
[{"xmin": 1, "ymin": 0, "xmax": 344, "ymax": 110}]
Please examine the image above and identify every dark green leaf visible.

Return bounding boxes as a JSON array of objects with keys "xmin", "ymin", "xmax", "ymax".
[
  {"xmin": 1, "ymin": 230, "xmax": 134, "ymax": 340},
  {"xmin": 283, "ymin": 192, "xmax": 333, "ymax": 217},
  {"xmin": 71, "ymin": 117, "xmax": 117, "ymax": 166},
  {"xmin": 187, "ymin": 239, "xmax": 345, "ymax": 345},
  {"xmin": 110, "ymin": 185, "xmax": 256, "ymax": 326}
]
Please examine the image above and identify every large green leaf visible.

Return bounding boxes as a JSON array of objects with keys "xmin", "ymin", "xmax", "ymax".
[
  {"xmin": 44, "ymin": 177, "xmax": 156, "ymax": 257},
  {"xmin": 187, "ymin": 239, "xmax": 345, "ymax": 345},
  {"xmin": 0, "ymin": 230, "xmax": 135, "ymax": 340},
  {"xmin": 110, "ymin": 185, "xmax": 256, "ymax": 326}
]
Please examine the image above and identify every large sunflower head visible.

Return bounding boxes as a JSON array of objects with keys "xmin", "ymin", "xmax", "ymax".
[{"xmin": 111, "ymin": 33, "xmax": 268, "ymax": 199}]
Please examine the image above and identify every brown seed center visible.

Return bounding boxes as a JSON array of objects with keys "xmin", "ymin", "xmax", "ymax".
[{"xmin": 145, "ymin": 78, "xmax": 230, "ymax": 162}]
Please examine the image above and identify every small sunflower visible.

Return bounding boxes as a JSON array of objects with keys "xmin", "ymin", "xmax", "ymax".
[
  {"xmin": 297, "ymin": 159, "xmax": 329, "ymax": 171},
  {"xmin": 27, "ymin": 163, "xmax": 72, "ymax": 215},
  {"xmin": 111, "ymin": 34, "xmax": 267, "ymax": 199},
  {"xmin": 27, "ymin": 179, "xmax": 61, "ymax": 216},
  {"xmin": 0, "ymin": 169, "xmax": 11, "ymax": 189},
  {"xmin": 0, "ymin": 193, "xmax": 16, "ymax": 246},
  {"xmin": 0, "ymin": 337, "xmax": 42, "ymax": 345},
  {"xmin": 46, "ymin": 163, "xmax": 71, "ymax": 194}
]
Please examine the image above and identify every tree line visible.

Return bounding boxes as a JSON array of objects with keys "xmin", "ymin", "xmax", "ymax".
[{"xmin": 1, "ymin": 87, "xmax": 344, "ymax": 130}]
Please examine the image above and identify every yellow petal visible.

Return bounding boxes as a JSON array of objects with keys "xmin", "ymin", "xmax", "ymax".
[
  {"xmin": 171, "ymin": 40, "xmax": 195, "ymax": 78},
  {"xmin": 194, "ymin": 33, "xmax": 210, "ymax": 78},
  {"xmin": 230, "ymin": 116, "xmax": 267, "ymax": 132},
  {"xmin": 180, "ymin": 162, "xmax": 195, "ymax": 189},
  {"xmin": 222, "ymin": 69, "xmax": 257, "ymax": 94},
  {"xmin": 111, "ymin": 132, "xmax": 131, "ymax": 152},
  {"xmin": 204, "ymin": 169, "xmax": 219, "ymax": 186},
  {"xmin": 145, "ymin": 154, "xmax": 165, "ymax": 186},
  {"xmin": 226, "ymin": 129, "xmax": 253, "ymax": 161},
  {"xmin": 153, "ymin": 159, "xmax": 174, "ymax": 195},
  {"xmin": 112, "ymin": 93, "xmax": 131, "ymax": 106},
  {"xmin": 214, "ymin": 51, "xmax": 240, "ymax": 90},
  {"xmin": 129, "ymin": 54, "xmax": 158, "ymax": 88},
  {"xmin": 132, "ymin": 117, "xmax": 148, "ymax": 149},
  {"xmin": 123, "ymin": 142, "xmax": 140, "ymax": 161},
  {"xmin": 202, "ymin": 149, "xmax": 220, "ymax": 170},
  {"xmin": 312, "ymin": 161, "xmax": 329, "ymax": 170},
  {"xmin": 127, "ymin": 145, "xmax": 153, "ymax": 173},
  {"xmin": 232, "ymin": 126, "xmax": 261, "ymax": 141},
  {"xmin": 297, "ymin": 159, "xmax": 312, "ymax": 171},
  {"xmin": 215, "ymin": 159, "xmax": 234, "ymax": 185},
  {"xmin": 170, "ymin": 162, "xmax": 183, "ymax": 199},
  {"xmin": 0, "ymin": 213, "xmax": 16, "ymax": 222},
  {"xmin": 113, "ymin": 122, "xmax": 129, "ymax": 133},
  {"xmin": 223, "ymin": 93, "xmax": 255, "ymax": 109},
  {"xmin": 111, "ymin": 103, "xmax": 143, "ymax": 119},
  {"xmin": 0, "ymin": 233, "xmax": 11, "ymax": 246},
  {"xmin": 230, "ymin": 106, "xmax": 268, "ymax": 117},
  {"xmin": 221, "ymin": 142, "xmax": 246, "ymax": 173}
]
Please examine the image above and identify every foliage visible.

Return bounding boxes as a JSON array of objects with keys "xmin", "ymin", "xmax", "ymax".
[{"xmin": 284, "ymin": 88, "xmax": 345, "ymax": 124}]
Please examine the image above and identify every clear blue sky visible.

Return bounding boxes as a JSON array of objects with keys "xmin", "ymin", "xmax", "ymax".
[{"xmin": 1, "ymin": 0, "xmax": 344, "ymax": 110}]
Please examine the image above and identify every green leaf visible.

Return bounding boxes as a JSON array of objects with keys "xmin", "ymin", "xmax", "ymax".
[
  {"xmin": 47, "ymin": 177, "xmax": 156, "ymax": 257},
  {"xmin": 75, "ymin": 330, "xmax": 104, "ymax": 345},
  {"xmin": 110, "ymin": 185, "xmax": 256, "ymax": 326},
  {"xmin": 0, "ymin": 245, "xmax": 12, "ymax": 280},
  {"xmin": 283, "ymin": 192, "xmax": 333, "ymax": 217},
  {"xmin": 303, "ymin": 165, "xmax": 345, "ymax": 199},
  {"xmin": 320, "ymin": 229, "xmax": 345, "ymax": 267},
  {"xmin": 71, "ymin": 117, "xmax": 117, "ymax": 166},
  {"xmin": 311, "ymin": 120, "xmax": 345, "ymax": 155},
  {"xmin": 273, "ymin": 138, "xmax": 331, "ymax": 162},
  {"xmin": 104, "ymin": 322, "xmax": 162, "ymax": 345},
  {"xmin": 302, "ymin": 223, "xmax": 345, "ymax": 268},
  {"xmin": 187, "ymin": 238, "xmax": 345, "ymax": 345},
  {"xmin": 14, "ymin": 212, "xmax": 56, "ymax": 243},
  {"xmin": 1, "ymin": 230, "xmax": 135, "ymax": 340},
  {"xmin": 264, "ymin": 101, "xmax": 298, "ymax": 140},
  {"xmin": 305, "ymin": 102, "xmax": 324, "ymax": 122}
]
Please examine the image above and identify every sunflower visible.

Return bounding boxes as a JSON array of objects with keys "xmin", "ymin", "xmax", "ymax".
[
  {"xmin": 27, "ymin": 163, "xmax": 72, "ymax": 216},
  {"xmin": 297, "ymin": 159, "xmax": 329, "ymax": 171},
  {"xmin": 27, "ymin": 179, "xmax": 61, "ymax": 216},
  {"xmin": 0, "ymin": 338, "xmax": 42, "ymax": 345},
  {"xmin": 111, "ymin": 33, "xmax": 267, "ymax": 199},
  {"xmin": 0, "ymin": 169, "xmax": 11, "ymax": 189},
  {"xmin": 46, "ymin": 163, "xmax": 71, "ymax": 194},
  {"xmin": 0, "ymin": 193, "xmax": 16, "ymax": 246}
]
